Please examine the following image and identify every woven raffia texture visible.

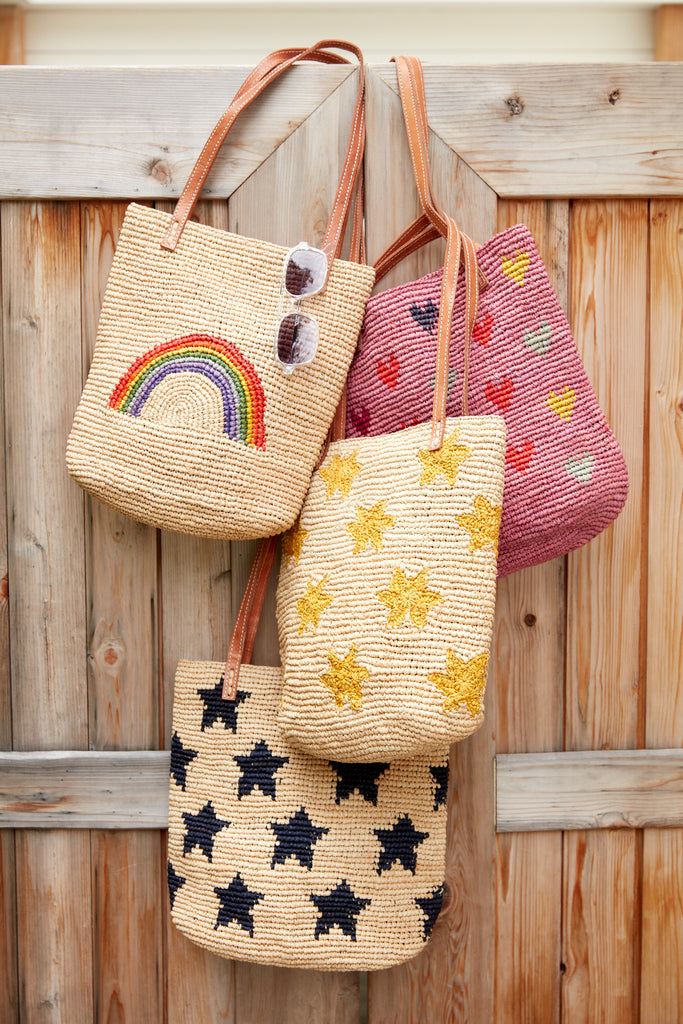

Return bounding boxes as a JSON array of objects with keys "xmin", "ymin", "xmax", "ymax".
[
  {"xmin": 67, "ymin": 204, "xmax": 374, "ymax": 539},
  {"xmin": 345, "ymin": 223, "xmax": 629, "ymax": 576},
  {"xmin": 168, "ymin": 662, "xmax": 448, "ymax": 970},
  {"xmin": 276, "ymin": 416, "xmax": 506, "ymax": 762}
]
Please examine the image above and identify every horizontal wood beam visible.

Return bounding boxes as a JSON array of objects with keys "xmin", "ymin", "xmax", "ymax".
[
  {"xmin": 1, "ymin": 748, "xmax": 682, "ymax": 831},
  {"xmin": 374, "ymin": 63, "xmax": 683, "ymax": 196},
  {"xmin": 496, "ymin": 749, "xmax": 683, "ymax": 832},
  {"xmin": 0, "ymin": 64, "xmax": 354, "ymax": 199}
]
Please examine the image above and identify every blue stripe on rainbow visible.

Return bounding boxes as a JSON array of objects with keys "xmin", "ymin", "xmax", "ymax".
[{"xmin": 108, "ymin": 335, "xmax": 266, "ymax": 449}]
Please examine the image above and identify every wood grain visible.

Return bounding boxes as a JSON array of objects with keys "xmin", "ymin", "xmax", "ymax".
[
  {"xmin": 641, "ymin": 199, "xmax": 683, "ymax": 1023},
  {"xmin": 563, "ymin": 200, "xmax": 648, "ymax": 1024},
  {"xmin": 0, "ymin": 64, "xmax": 354, "ymax": 200},
  {"xmin": 0, "ymin": 7, "xmax": 24, "ymax": 66},
  {"xmin": 373, "ymin": 63, "xmax": 683, "ymax": 197},
  {"xmin": 2, "ymin": 200, "xmax": 93, "ymax": 1022},
  {"xmin": 655, "ymin": 4, "xmax": 683, "ymax": 60}
]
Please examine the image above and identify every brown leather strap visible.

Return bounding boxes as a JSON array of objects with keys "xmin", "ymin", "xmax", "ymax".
[
  {"xmin": 429, "ymin": 215, "xmax": 461, "ymax": 449},
  {"xmin": 222, "ymin": 536, "xmax": 278, "ymax": 700},
  {"xmin": 161, "ymin": 40, "xmax": 366, "ymax": 269},
  {"xmin": 373, "ymin": 214, "xmax": 438, "ymax": 284}
]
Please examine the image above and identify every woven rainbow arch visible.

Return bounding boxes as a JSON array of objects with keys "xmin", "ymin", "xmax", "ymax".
[{"xmin": 108, "ymin": 335, "xmax": 266, "ymax": 449}]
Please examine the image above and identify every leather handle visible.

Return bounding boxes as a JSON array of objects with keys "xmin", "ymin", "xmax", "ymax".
[
  {"xmin": 161, "ymin": 40, "xmax": 366, "ymax": 269},
  {"xmin": 222, "ymin": 536, "xmax": 278, "ymax": 701}
]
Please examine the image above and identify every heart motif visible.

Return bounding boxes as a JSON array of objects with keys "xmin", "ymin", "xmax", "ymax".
[
  {"xmin": 473, "ymin": 311, "xmax": 494, "ymax": 347},
  {"xmin": 547, "ymin": 386, "xmax": 576, "ymax": 421},
  {"xmin": 410, "ymin": 299, "xmax": 439, "ymax": 335},
  {"xmin": 501, "ymin": 250, "xmax": 531, "ymax": 287},
  {"xmin": 349, "ymin": 406, "xmax": 371, "ymax": 436},
  {"xmin": 524, "ymin": 321, "xmax": 552, "ymax": 357},
  {"xmin": 377, "ymin": 352, "xmax": 400, "ymax": 389},
  {"xmin": 506, "ymin": 438, "xmax": 535, "ymax": 473},
  {"xmin": 566, "ymin": 453, "xmax": 594, "ymax": 484},
  {"xmin": 429, "ymin": 366, "xmax": 457, "ymax": 397},
  {"xmin": 485, "ymin": 376, "xmax": 514, "ymax": 412}
]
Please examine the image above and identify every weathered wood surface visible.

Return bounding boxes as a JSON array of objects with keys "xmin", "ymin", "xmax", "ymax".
[
  {"xmin": 0, "ymin": 64, "xmax": 354, "ymax": 199},
  {"xmin": 373, "ymin": 64, "xmax": 683, "ymax": 196},
  {"xmin": 497, "ymin": 750, "xmax": 683, "ymax": 832}
]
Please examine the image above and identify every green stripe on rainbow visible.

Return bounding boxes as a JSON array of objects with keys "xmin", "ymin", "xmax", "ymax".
[{"xmin": 108, "ymin": 335, "xmax": 266, "ymax": 449}]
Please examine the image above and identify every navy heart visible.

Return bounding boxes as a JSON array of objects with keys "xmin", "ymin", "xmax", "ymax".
[{"xmin": 410, "ymin": 300, "xmax": 439, "ymax": 335}]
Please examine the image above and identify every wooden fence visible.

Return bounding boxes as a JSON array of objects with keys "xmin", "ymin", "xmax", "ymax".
[{"xmin": 0, "ymin": 62, "xmax": 682, "ymax": 1023}]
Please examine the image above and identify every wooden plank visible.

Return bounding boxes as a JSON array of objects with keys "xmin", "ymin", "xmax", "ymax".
[
  {"xmin": 2, "ymin": 200, "xmax": 93, "ymax": 1022},
  {"xmin": 0, "ymin": 7, "xmax": 24, "ymax": 65},
  {"xmin": 228, "ymin": 74, "xmax": 360, "ymax": 1024},
  {"xmin": 155, "ymin": 197, "xmax": 236, "ymax": 1024},
  {"xmin": 365, "ymin": 70, "xmax": 499, "ymax": 1024},
  {"xmin": 493, "ymin": 199, "xmax": 567, "ymax": 1024},
  {"xmin": 497, "ymin": 750, "xmax": 683, "ymax": 832},
  {"xmin": 80, "ymin": 199, "xmax": 164, "ymax": 1024},
  {"xmin": 655, "ymin": 4, "xmax": 683, "ymax": 59},
  {"xmin": 0, "ymin": 64, "xmax": 354, "ymax": 199},
  {"xmin": 563, "ymin": 200, "xmax": 648, "ymax": 1024},
  {"xmin": 0, "ymin": 204, "xmax": 19, "ymax": 1024},
  {"xmin": 373, "ymin": 63, "xmax": 683, "ymax": 197},
  {"xmin": 641, "ymin": 199, "xmax": 683, "ymax": 1023}
]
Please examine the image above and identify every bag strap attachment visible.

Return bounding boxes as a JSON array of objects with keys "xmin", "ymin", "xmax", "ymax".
[
  {"xmin": 222, "ymin": 536, "xmax": 278, "ymax": 700},
  {"xmin": 161, "ymin": 40, "xmax": 366, "ymax": 281}
]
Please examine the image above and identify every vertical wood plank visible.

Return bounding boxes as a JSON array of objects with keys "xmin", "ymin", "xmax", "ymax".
[
  {"xmin": 563, "ymin": 200, "xmax": 648, "ymax": 1024},
  {"xmin": 2, "ymin": 200, "xmax": 93, "ymax": 1022},
  {"xmin": 81, "ymin": 200, "xmax": 164, "ymax": 1024},
  {"xmin": 641, "ymin": 199, "xmax": 683, "ymax": 1023},
  {"xmin": 228, "ymin": 76, "xmax": 362, "ymax": 1024},
  {"xmin": 654, "ymin": 4, "xmax": 683, "ymax": 59},
  {"xmin": 0, "ymin": 7, "xmax": 24, "ymax": 65},
  {"xmin": 0, "ymin": 205, "xmax": 19, "ymax": 1024},
  {"xmin": 157, "ymin": 198, "xmax": 237, "ymax": 1024},
  {"xmin": 365, "ymin": 68, "xmax": 498, "ymax": 1024},
  {"xmin": 493, "ymin": 200, "xmax": 567, "ymax": 1024}
]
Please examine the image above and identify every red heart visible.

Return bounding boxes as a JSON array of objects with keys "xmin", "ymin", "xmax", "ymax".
[
  {"xmin": 485, "ymin": 376, "xmax": 514, "ymax": 412},
  {"xmin": 350, "ymin": 406, "xmax": 371, "ymax": 436},
  {"xmin": 473, "ymin": 311, "xmax": 494, "ymax": 347},
  {"xmin": 377, "ymin": 353, "xmax": 400, "ymax": 389},
  {"xmin": 506, "ymin": 438, "xmax": 535, "ymax": 472}
]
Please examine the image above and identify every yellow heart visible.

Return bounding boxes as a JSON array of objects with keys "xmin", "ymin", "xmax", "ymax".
[
  {"xmin": 501, "ymin": 250, "xmax": 530, "ymax": 286},
  {"xmin": 547, "ymin": 387, "xmax": 576, "ymax": 421}
]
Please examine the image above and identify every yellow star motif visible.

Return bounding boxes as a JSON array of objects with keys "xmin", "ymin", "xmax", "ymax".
[
  {"xmin": 377, "ymin": 568, "xmax": 442, "ymax": 630},
  {"xmin": 320, "ymin": 645, "xmax": 369, "ymax": 710},
  {"xmin": 429, "ymin": 651, "xmax": 489, "ymax": 716},
  {"xmin": 318, "ymin": 451, "xmax": 362, "ymax": 498},
  {"xmin": 282, "ymin": 517, "xmax": 308, "ymax": 564},
  {"xmin": 418, "ymin": 430, "xmax": 471, "ymax": 486},
  {"xmin": 297, "ymin": 576, "xmax": 334, "ymax": 634},
  {"xmin": 347, "ymin": 501, "xmax": 396, "ymax": 554},
  {"xmin": 456, "ymin": 495, "xmax": 503, "ymax": 554}
]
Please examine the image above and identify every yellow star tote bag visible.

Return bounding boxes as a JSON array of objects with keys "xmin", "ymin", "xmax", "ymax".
[{"xmin": 277, "ymin": 216, "xmax": 506, "ymax": 761}]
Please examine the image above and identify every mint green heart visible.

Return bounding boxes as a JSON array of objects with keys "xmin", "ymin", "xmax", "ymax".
[
  {"xmin": 524, "ymin": 321, "xmax": 552, "ymax": 357},
  {"xmin": 566, "ymin": 453, "xmax": 594, "ymax": 484}
]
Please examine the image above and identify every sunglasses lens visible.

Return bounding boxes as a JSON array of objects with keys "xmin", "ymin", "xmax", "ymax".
[
  {"xmin": 285, "ymin": 247, "xmax": 327, "ymax": 297},
  {"xmin": 277, "ymin": 313, "xmax": 319, "ymax": 368}
]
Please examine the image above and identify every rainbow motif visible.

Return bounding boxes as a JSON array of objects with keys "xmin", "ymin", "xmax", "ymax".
[{"xmin": 108, "ymin": 334, "xmax": 266, "ymax": 449}]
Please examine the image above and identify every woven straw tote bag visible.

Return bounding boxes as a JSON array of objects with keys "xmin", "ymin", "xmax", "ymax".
[
  {"xmin": 276, "ymin": 197, "xmax": 506, "ymax": 762},
  {"xmin": 168, "ymin": 539, "xmax": 450, "ymax": 970},
  {"xmin": 67, "ymin": 42, "xmax": 375, "ymax": 539},
  {"xmin": 344, "ymin": 56, "xmax": 628, "ymax": 576}
]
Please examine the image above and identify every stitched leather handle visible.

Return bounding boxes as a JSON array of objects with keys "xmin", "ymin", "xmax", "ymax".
[
  {"xmin": 373, "ymin": 213, "xmax": 439, "ymax": 284},
  {"xmin": 161, "ymin": 40, "xmax": 366, "ymax": 268},
  {"xmin": 222, "ymin": 536, "xmax": 278, "ymax": 700}
]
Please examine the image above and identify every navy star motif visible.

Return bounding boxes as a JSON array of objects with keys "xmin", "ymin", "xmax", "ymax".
[
  {"xmin": 214, "ymin": 873, "xmax": 264, "ymax": 937},
  {"xmin": 310, "ymin": 880, "xmax": 371, "ymax": 941},
  {"xmin": 270, "ymin": 807, "xmax": 329, "ymax": 870},
  {"xmin": 415, "ymin": 884, "xmax": 445, "ymax": 938},
  {"xmin": 170, "ymin": 731, "xmax": 198, "ymax": 791},
  {"xmin": 429, "ymin": 763, "xmax": 449, "ymax": 810},
  {"xmin": 197, "ymin": 678, "xmax": 250, "ymax": 732},
  {"xmin": 234, "ymin": 740, "xmax": 289, "ymax": 800},
  {"xmin": 167, "ymin": 860, "xmax": 186, "ymax": 909},
  {"xmin": 374, "ymin": 814, "xmax": 429, "ymax": 875},
  {"xmin": 182, "ymin": 801, "xmax": 230, "ymax": 862},
  {"xmin": 329, "ymin": 761, "xmax": 390, "ymax": 806}
]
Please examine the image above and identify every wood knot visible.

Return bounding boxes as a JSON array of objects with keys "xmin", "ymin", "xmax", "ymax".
[
  {"xmin": 608, "ymin": 89, "xmax": 621, "ymax": 105},
  {"xmin": 506, "ymin": 96, "xmax": 524, "ymax": 116},
  {"xmin": 93, "ymin": 624, "xmax": 126, "ymax": 678},
  {"xmin": 0, "ymin": 573, "xmax": 8, "ymax": 604},
  {"xmin": 524, "ymin": 613, "xmax": 537, "ymax": 627},
  {"xmin": 148, "ymin": 159, "xmax": 172, "ymax": 185}
]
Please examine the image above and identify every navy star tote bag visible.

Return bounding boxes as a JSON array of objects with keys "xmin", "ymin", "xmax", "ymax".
[{"xmin": 167, "ymin": 539, "xmax": 450, "ymax": 970}]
